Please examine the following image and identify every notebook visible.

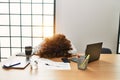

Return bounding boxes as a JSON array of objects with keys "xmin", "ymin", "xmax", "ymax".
[
  {"xmin": 2, "ymin": 57, "xmax": 30, "ymax": 69},
  {"xmin": 70, "ymin": 42, "xmax": 103, "ymax": 63}
]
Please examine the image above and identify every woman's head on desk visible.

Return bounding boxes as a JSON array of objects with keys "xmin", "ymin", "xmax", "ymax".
[{"xmin": 37, "ymin": 34, "xmax": 73, "ymax": 58}]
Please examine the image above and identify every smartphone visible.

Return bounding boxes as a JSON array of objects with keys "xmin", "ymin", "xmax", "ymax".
[{"xmin": 61, "ymin": 57, "xmax": 70, "ymax": 63}]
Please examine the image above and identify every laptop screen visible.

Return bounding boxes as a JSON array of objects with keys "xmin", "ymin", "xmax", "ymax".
[{"xmin": 85, "ymin": 42, "xmax": 103, "ymax": 63}]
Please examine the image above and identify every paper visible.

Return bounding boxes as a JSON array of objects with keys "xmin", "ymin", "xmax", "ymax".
[{"xmin": 37, "ymin": 58, "xmax": 71, "ymax": 70}]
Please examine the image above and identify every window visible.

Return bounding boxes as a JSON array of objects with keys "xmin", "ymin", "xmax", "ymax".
[
  {"xmin": 117, "ymin": 16, "xmax": 120, "ymax": 54},
  {"xmin": 0, "ymin": 0, "xmax": 56, "ymax": 61}
]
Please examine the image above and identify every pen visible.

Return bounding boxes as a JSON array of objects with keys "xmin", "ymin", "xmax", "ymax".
[
  {"xmin": 45, "ymin": 63, "xmax": 60, "ymax": 67},
  {"xmin": 3, "ymin": 62, "xmax": 21, "ymax": 68},
  {"xmin": 45, "ymin": 63, "xmax": 50, "ymax": 66}
]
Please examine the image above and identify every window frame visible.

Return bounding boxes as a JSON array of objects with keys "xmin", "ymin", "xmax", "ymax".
[{"xmin": 0, "ymin": 0, "xmax": 56, "ymax": 61}]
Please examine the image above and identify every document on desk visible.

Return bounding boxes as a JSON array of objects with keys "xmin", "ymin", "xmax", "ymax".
[{"xmin": 37, "ymin": 58, "xmax": 71, "ymax": 70}]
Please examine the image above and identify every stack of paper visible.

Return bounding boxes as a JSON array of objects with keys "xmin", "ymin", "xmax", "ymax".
[{"xmin": 37, "ymin": 58, "xmax": 71, "ymax": 70}]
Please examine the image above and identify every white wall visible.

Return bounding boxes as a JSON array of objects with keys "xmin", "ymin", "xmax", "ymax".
[{"xmin": 56, "ymin": 0, "xmax": 120, "ymax": 53}]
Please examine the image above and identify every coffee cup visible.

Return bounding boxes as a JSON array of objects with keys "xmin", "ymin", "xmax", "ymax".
[{"xmin": 25, "ymin": 46, "xmax": 32, "ymax": 56}]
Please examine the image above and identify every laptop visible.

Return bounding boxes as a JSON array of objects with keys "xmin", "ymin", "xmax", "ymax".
[
  {"xmin": 70, "ymin": 42, "xmax": 103, "ymax": 63},
  {"xmin": 85, "ymin": 42, "xmax": 103, "ymax": 63}
]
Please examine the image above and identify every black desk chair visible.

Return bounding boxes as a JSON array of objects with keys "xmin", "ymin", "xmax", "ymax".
[{"xmin": 101, "ymin": 48, "xmax": 112, "ymax": 54}]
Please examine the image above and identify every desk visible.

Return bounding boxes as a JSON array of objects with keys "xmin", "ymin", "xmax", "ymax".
[{"xmin": 0, "ymin": 54, "xmax": 120, "ymax": 80}]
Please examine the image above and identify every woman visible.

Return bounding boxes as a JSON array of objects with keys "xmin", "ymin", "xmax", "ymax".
[{"xmin": 36, "ymin": 34, "xmax": 77, "ymax": 58}]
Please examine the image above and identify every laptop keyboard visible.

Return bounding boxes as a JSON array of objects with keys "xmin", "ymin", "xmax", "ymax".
[
  {"xmin": 70, "ymin": 57, "xmax": 79, "ymax": 63},
  {"xmin": 70, "ymin": 56, "xmax": 85, "ymax": 63}
]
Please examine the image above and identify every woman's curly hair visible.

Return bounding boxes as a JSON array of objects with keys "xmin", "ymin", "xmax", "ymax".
[{"xmin": 37, "ymin": 34, "xmax": 73, "ymax": 58}]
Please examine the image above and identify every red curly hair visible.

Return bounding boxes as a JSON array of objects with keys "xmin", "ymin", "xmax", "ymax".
[{"xmin": 37, "ymin": 34, "xmax": 73, "ymax": 58}]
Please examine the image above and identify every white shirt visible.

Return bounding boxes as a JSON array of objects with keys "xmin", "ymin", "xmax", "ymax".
[{"xmin": 68, "ymin": 43, "xmax": 77, "ymax": 55}]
